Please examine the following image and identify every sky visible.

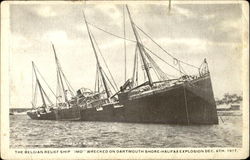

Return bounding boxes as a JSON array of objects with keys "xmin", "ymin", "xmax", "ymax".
[{"xmin": 8, "ymin": 2, "xmax": 244, "ymax": 108}]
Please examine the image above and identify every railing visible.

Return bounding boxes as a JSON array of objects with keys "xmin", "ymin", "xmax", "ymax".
[{"xmin": 127, "ymin": 73, "xmax": 206, "ymax": 99}]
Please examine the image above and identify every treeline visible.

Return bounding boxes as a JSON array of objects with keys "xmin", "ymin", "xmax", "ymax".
[{"xmin": 216, "ymin": 93, "xmax": 242, "ymax": 105}]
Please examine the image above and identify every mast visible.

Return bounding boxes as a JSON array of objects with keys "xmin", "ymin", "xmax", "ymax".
[
  {"xmin": 51, "ymin": 43, "xmax": 68, "ymax": 103},
  {"xmin": 132, "ymin": 45, "xmax": 138, "ymax": 87},
  {"xmin": 126, "ymin": 5, "xmax": 153, "ymax": 87},
  {"xmin": 32, "ymin": 61, "xmax": 47, "ymax": 108},
  {"xmin": 82, "ymin": 11, "xmax": 110, "ymax": 98},
  {"xmin": 123, "ymin": 5, "xmax": 127, "ymax": 83}
]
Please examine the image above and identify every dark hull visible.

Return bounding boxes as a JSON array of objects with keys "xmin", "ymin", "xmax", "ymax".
[
  {"xmin": 54, "ymin": 107, "xmax": 81, "ymax": 121},
  {"xmin": 27, "ymin": 107, "xmax": 81, "ymax": 121},
  {"xmin": 80, "ymin": 74, "xmax": 218, "ymax": 124},
  {"xmin": 27, "ymin": 111, "xmax": 56, "ymax": 120},
  {"xmin": 27, "ymin": 74, "xmax": 218, "ymax": 125}
]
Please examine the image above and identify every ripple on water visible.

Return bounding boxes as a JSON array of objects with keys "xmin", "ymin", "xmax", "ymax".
[{"xmin": 9, "ymin": 115, "xmax": 242, "ymax": 148}]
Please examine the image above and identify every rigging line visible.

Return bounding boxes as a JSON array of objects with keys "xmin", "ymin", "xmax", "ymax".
[
  {"xmin": 33, "ymin": 83, "xmax": 38, "ymax": 107},
  {"xmin": 98, "ymin": 67, "xmax": 101, "ymax": 93},
  {"xmin": 90, "ymin": 31, "xmax": 119, "ymax": 91},
  {"xmin": 177, "ymin": 60, "xmax": 183, "ymax": 77},
  {"xmin": 123, "ymin": 5, "xmax": 127, "ymax": 82},
  {"xmin": 51, "ymin": 43, "xmax": 69, "ymax": 103},
  {"xmin": 134, "ymin": 24, "xmax": 199, "ymax": 69},
  {"xmin": 83, "ymin": 10, "xmax": 110, "ymax": 99},
  {"xmin": 56, "ymin": 71, "xmax": 59, "ymax": 105},
  {"xmin": 179, "ymin": 62, "xmax": 188, "ymax": 75},
  {"xmin": 60, "ymin": 68, "xmax": 75, "ymax": 96},
  {"xmin": 41, "ymin": 86, "xmax": 53, "ymax": 106},
  {"xmin": 54, "ymin": 50, "xmax": 75, "ymax": 94},
  {"xmin": 144, "ymin": 50, "xmax": 169, "ymax": 80},
  {"xmin": 95, "ymin": 65, "xmax": 102, "ymax": 93},
  {"xmin": 131, "ymin": 12, "xmax": 153, "ymax": 86},
  {"xmin": 36, "ymin": 79, "xmax": 47, "ymax": 107},
  {"xmin": 99, "ymin": 73, "xmax": 103, "ymax": 93},
  {"xmin": 151, "ymin": 63, "xmax": 161, "ymax": 81},
  {"xmin": 33, "ymin": 83, "xmax": 37, "ymax": 105},
  {"xmin": 175, "ymin": 58, "xmax": 187, "ymax": 76},
  {"xmin": 57, "ymin": 65, "xmax": 68, "ymax": 103},
  {"xmin": 56, "ymin": 71, "xmax": 63, "ymax": 104},
  {"xmin": 61, "ymin": 71, "xmax": 74, "ymax": 91},
  {"xmin": 132, "ymin": 45, "xmax": 138, "ymax": 86},
  {"xmin": 143, "ymin": 47, "xmax": 169, "ymax": 79},
  {"xmin": 136, "ymin": 48, "xmax": 139, "ymax": 86},
  {"xmin": 198, "ymin": 61, "xmax": 205, "ymax": 70},
  {"xmin": 97, "ymin": 71, "xmax": 104, "ymax": 93},
  {"xmin": 138, "ymin": 51, "xmax": 147, "ymax": 82},
  {"xmin": 94, "ymin": 64, "xmax": 99, "ymax": 92},
  {"xmin": 86, "ymin": 17, "xmax": 198, "ymax": 70},
  {"xmin": 144, "ymin": 51, "xmax": 160, "ymax": 79},
  {"xmin": 33, "ymin": 80, "xmax": 38, "ymax": 108},
  {"xmin": 142, "ymin": 44, "xmax": 185, "ymax": 75},
  {"xmin": 33, "ymin": 63, "xmax": 57, "ymax": 98},
  {"xmin": 87, "ymin": 21, "xmax": 136, "ymax": 43},
  {"xmin": 102, "ymin": 69, "xmax": 117, "ymax": 94},
  {"xmin": 61, "ymin": 71, "xmax": 75, "ymax": 95}
]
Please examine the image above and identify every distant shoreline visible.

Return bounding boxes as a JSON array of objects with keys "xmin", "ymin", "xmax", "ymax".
[{"xmin": 9, "ymin": 108, "xmax": 31, "ymax": 113}]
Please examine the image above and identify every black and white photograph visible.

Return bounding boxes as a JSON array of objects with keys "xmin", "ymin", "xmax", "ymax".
[{"xmin": 1, "ymin": 0, "xmax": 249, "ymax": 159}]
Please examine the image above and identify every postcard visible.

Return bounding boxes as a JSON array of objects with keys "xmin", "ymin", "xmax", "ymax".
[{"xmin": 1, "ymin": 0, "xmax": 249, "ymax": 159}]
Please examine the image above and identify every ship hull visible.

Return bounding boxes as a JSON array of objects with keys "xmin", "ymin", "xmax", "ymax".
[
  {"xmin": 54, "ymin": 107, "xmax": 81, "ymax": 121},
  {"xmin": 80, "ymin": 74, "xmax": 218, "ymax": 125},
  {"xmin": 28, "ymin": 74, "xmax": 218, "ymax": 125},
  {"xmin": 27, "ymin": 107, "xmax": 81, "ymax": 121},
  {"xmin": 27, "ymin": 111, "xmax": 56, "ymax": 120}
]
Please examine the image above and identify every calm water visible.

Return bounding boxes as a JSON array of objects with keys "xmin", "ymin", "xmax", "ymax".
[{"xmin": 10, "ymin": 114, "xmax": 242, "ymax": 148}]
